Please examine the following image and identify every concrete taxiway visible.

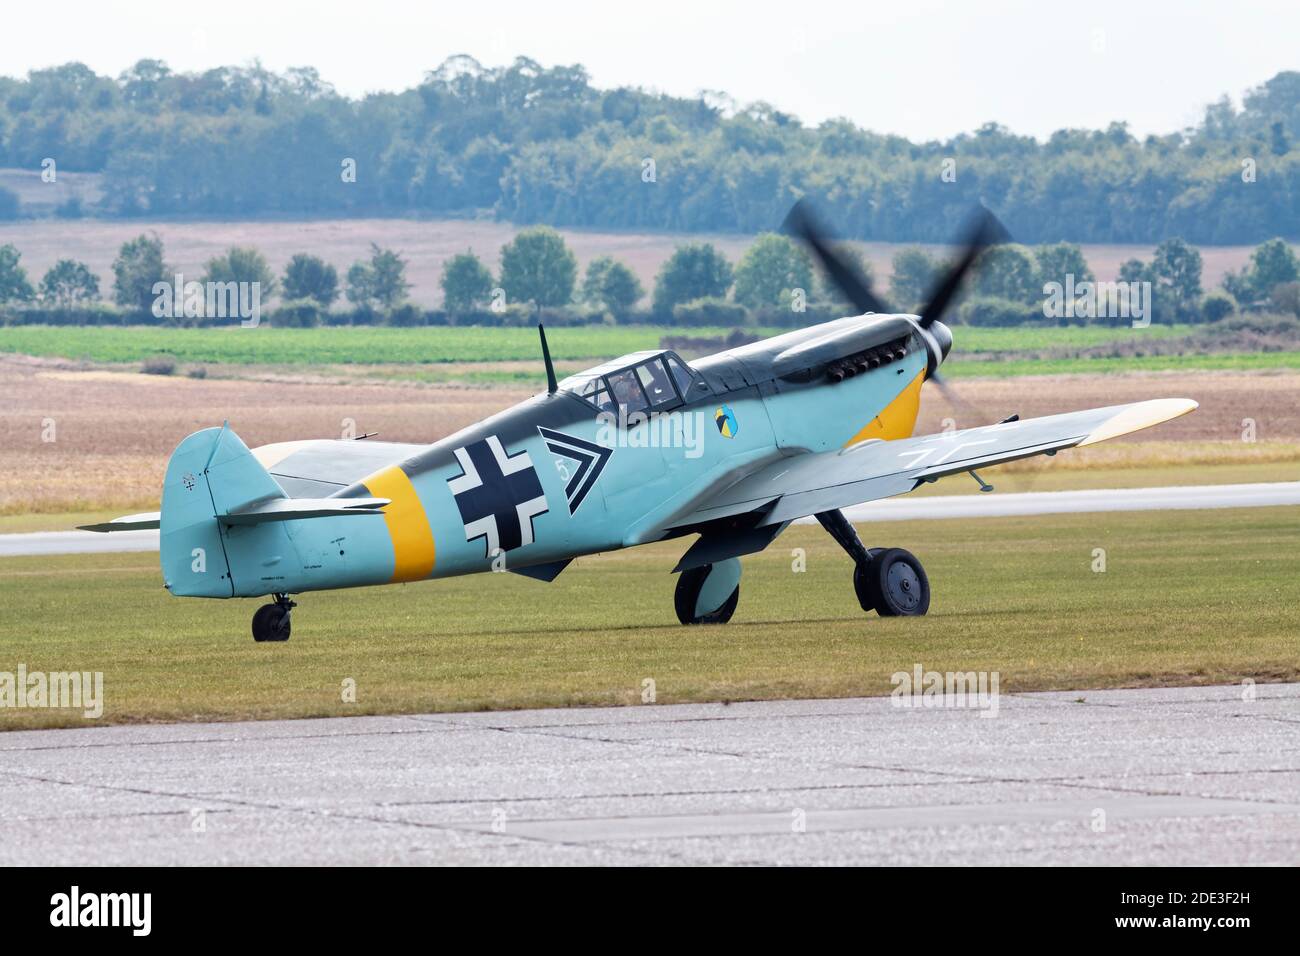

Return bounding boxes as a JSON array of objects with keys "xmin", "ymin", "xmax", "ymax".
[{"xmin": 1, "ymin": 683, "xmax": 1297, "ymax": 865}]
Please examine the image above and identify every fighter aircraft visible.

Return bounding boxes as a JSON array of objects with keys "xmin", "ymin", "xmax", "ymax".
[{"xmin": 83, "ymin": 203, "xmax": 1196, "ymax": 641}]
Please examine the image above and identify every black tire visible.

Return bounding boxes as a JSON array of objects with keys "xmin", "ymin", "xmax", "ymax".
[
  {"xmin": 856, "ymin": 548, "xmax": 930, "ymax": 617},
  {"xmin": 852, "ymin": 547, "xmax": 887, "ymax": 609},
  {"xmin": 852, "ymin": 563, "xmax": 874, "ymax": 612},
  {"xmin": 252, "ymin": 603, "xmax": 291, "ymax": 642},
  {"xmin": 674, "ymin": 565, "xmax": 740, "ymax": 625}
]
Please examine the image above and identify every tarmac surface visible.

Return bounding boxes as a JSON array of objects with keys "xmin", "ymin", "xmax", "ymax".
[
  {"xmin": 2, "ymin": 683, "xmax": 1297, "ymax": 865},
  {"xmin": 4, "ymin": 481, "xmax": 1296, "ymax": 557}
]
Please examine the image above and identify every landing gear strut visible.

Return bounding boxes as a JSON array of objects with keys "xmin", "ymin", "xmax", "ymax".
[
  {"xmin": 252, "ymin": 594, "xmax": 296, "ymax": 642},
  {"xmin": 816, "ymin": 509, "xmax": 930, "ymax": 617}
]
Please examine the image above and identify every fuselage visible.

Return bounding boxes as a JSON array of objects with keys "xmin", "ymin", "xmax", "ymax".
[{"xmin": 175, "ymin": 313, "xmax": 936, "ymax": 598}]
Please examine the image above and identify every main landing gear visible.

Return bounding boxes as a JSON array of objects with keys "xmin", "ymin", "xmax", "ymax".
[
  {"xmin": 675, "ymin": 558, "xmax": 741, "ymax": 624},
  {"xmin": 671, "ymin": 511, "xmax": 930, "ymax": 624},
  {"xmin": 816, "ymin": 509, "xmax": 930, "ymax": 617},
  {"xmin": 252, "ymin": 593, "xmax": 296, "ymax": 642}
]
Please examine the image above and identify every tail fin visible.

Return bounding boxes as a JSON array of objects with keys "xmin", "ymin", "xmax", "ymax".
[{"xmin": 161, "ymin": 424, "xmax": 285, "ymax": 597}]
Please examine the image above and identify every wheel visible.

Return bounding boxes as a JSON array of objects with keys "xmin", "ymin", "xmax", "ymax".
[
  {"xmin": 851, "ymin": 549, "xmax": 888, "ymax": 611},
  {"xmin": 855, "ymin": 548, "xmax": 930, "ymax": 617},
  {"xmin": 675, "ymin": 559, "xmax": 741, "ymax": 625},
  {"xmin": 252, "ymin": 603, "xmax": 291, "ymax": 642}
]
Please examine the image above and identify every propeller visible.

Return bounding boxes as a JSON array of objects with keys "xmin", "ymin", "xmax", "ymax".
[
  {"xmin": 781, "ymin": 200, "xmax": 893, "ymax": 315},
  {"xmin": 782, "ymin": 199, "xmax": 1042, "ymax": 493},
  {"xmin": 783, "ymin": 198, "xmax": 1009, "ymax": 328},
  {"xmin": 783, "ymin": 198, "xmax": 1010, "ymax": 391},
  {"xmin": 916, "ymin": 205, "xmax": 1011, "ymax": 330}
]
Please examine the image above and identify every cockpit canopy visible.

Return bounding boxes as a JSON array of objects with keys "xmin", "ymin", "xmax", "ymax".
[{"xmin": 558, "ymin": 350, "xmax": 699, "ymax": 415}]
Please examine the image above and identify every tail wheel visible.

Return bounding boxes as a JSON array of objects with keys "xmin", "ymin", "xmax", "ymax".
[
  {"xmin": 855, "ymin": 548, "xmax": 930, "ymax": 617},
  {"xmin": 675, "ymin": 560, "xmax": 741, "ymax": 625}
]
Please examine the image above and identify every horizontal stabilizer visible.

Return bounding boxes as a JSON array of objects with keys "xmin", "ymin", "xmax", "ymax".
[
  {"xmin": 218, "ymin": 497, "xmax": 390, "ymax": 525},
  {"xmin": 78, "ymin": 512, "xmax": 162, "ymax": 532}
]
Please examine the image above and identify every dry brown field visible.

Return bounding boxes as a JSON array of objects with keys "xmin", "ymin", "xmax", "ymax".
[{"xmin": 2, "ymin": 355, "xmax": 1295, "ymax": 515}]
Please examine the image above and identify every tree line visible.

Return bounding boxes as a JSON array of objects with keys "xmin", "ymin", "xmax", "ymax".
[
  {"xmin": 1, "ymin": 57, "xmax": 1300, "ymax": 244},
  {"xmin": 2, "ymin": 227, "xmax": 1298, "ymax": 328}
]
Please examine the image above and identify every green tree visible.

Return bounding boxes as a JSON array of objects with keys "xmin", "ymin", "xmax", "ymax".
[
  {"xmin": 0, "ymin": 244, "xmax": 35, "ymax": 303},
  {"xmin": 652, "ymin": 243, "xmax": 733, "ymax": 315},
  {"xmin": 1118, "ymin": 258, "xmax": 1150, "ymax": 284},
  {"xmin": 282, "ymin": 254, "xmax": 339, "ymax": 306},
  {"xmin": 971, "ymin": 244, "xmax": 1039, "ymax": 303},
  {"xmin": 499, "ymin": 227, "xmax": 578, "ymax": 308},
  {"xmin": 3, "ymin": 57, "xmax": 1300, "ymax": 246},
  {"xmin": 1246, "ymin": 238, "xmax": 1300, "ymax": 299},
  {"xmin": 1201, "ymin": 290, "xmax": 1237, "ymax": 322},
  {"xmin": 346, "ymin": 244, "xmax": 411, "ymax": 310},
  {"xmin": 1151, "ymin": 238, "xmax": 1203, "ymax": 319},
  {"xmin": 1269, "ymin": 281, "xmax": 1300, "ymax": 316},
  {"xmin": 440, "ymin": 251, "xmax": 495, "ymax": 313},
  {"xmin": 369, "ymin": 247, "xmax": 411, "ymax": 310},
  {"xmin": 112, "ymin": 234, "xmax": 169, "ymax": 312},
  {"xmin": 202, "ymin": 246, "xmax": 278, "ymax": 298},
  {"xmin": 888, "ymin": 248, "xmax": 938, "ymax": 312},
  {"xmin": 732, "ymin": 233, "xmax": 813, "ymax": 309},
  {"xmin": 581, "ymin": 256, "xmax": 643, "ymax": 318},
  {"xmin": 1034, "ymin": 242, "xmax": 1094, "ymax": 289},
  {"xmin": 40, "ymin": 259, "xmax": 100, "ymax": 306}
]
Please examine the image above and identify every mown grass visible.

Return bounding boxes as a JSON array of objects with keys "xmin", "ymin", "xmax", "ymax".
[
  {"xmin": 2, "ymin": 322, "xmax": 1197, "ymax": 368},
  {"xmin": 1, "ymin": 508, "xmax": 1295, "ymax": 730},
  {"xmin": 0, "ymin": 324, "xmax": 760, "ymax": 366},
  {"xmin": 946, "ymin": 350, "xmax": 1300, "ymax": 377},
  {"xmin": 5, "ymin": 322, "xmax": 1291, "ymax": 378}
]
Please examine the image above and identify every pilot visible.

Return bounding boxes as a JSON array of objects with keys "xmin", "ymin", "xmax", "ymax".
[{"xmin": 611, "ymin": 374, "xmax": 641, "ymax": 409}]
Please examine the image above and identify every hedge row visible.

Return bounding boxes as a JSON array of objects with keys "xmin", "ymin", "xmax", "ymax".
[
  {"xmin": 0, "ymin": 295, "xmax": 1250, "ymax": 329},
  {"xmin": 0, "ymin": 299, "xmax": 846, "ymax": 329}
]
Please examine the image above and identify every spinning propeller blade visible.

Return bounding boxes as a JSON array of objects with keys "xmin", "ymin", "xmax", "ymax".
[
  {"xmin": 782, "ymin": 199, "xmax": 892, "ymax": 315},
  {"xmin": 917, "ymin": 205, "xmax": 1011, "ymax": 329},
  {"xmin": 783, "ymin": 199, "xmax": 1015, "ymax": 424}
]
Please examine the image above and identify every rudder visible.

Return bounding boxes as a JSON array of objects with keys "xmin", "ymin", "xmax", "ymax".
[{"xmin": 161, "ymin": 424, "xmax": 286, "ymax": 598}]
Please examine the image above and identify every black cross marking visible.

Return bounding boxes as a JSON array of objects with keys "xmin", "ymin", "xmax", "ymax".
[{"xmin": 447, "ymin": 436, "xmax": 548, "ymax": 558}]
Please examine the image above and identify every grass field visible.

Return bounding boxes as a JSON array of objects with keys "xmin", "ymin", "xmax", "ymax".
[
  {"xmin": 946, "ymin": 351, "xmax": 1300, "ymax": 377},
  {"xmin": 0, "ymin": 324, "xmax": 741, "ymax": 365},
  {"xmin": 341, "ymin": 350, "xmax": 1300, "ymax": 384},
  {"xmin": 0, "ymin": 322, "xmax": 1186, "ymax": 364},
  {"xmin": 5, "ymin": 322, "xmax": 1287, "ymax": 380},
  {"xmin": 2, "ymin": 507, "xmax": 1295, "ymax": 730}
]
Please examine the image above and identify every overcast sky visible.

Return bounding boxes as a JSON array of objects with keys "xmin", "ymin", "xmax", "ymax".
[{"xmin": 3, "ymin": 0, "xmax": 1296, "ymax": 141}]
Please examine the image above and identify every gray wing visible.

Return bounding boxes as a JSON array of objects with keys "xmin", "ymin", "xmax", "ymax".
[
  {"xmin": 250, "ymin": 439, "xmax": 427, "ymax": 496},
  {"xmin": 681, "ymin": 398, "xmax": 1197, "ymax": 527}
]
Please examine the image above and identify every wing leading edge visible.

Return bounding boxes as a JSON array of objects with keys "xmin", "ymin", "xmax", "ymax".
[{"xmin": 678, "ymin": 398, "xmax": 1197, "ymax": 527}]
